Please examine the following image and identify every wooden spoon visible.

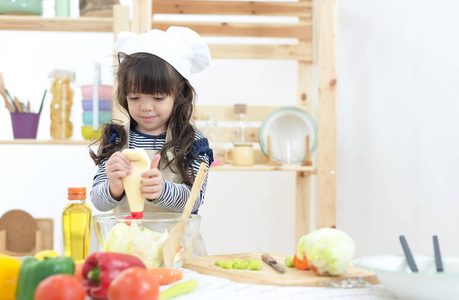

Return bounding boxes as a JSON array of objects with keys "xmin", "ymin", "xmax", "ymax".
[
  {"xmin": 162, "ymin": 162, "xmax": 208, "ymax": 268},
  {"xmin": 0, "ymin": 73, "xmax": 14, "ymax": 113}
]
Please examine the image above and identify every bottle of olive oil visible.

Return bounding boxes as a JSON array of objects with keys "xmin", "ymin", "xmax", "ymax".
[{"xmin": 62, "ymin": 187, "xmax": 91, "ymax": 262}]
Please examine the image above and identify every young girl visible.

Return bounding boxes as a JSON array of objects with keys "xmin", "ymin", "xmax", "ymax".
[{"xmin": 90, "ymin": 27, "xmax": 213, "ymax": 254}]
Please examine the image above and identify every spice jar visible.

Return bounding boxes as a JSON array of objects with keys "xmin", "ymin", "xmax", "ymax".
[{"xmin": 49, "ymin": 70, "xmax": 75, "ymax": 139}]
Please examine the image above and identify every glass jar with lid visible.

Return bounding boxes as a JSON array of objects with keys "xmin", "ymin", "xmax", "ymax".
[{"xmin": 49, "ymin": 70, "xmax": 75, "ymax": 139}]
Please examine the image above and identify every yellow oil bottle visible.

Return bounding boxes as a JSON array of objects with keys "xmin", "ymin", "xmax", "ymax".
[{"xmin": 62, "ymin": 187, "xmax": 91, "ymax": 262}]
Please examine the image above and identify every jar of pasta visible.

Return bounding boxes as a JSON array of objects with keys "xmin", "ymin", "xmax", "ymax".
[{"xmin": 49, "ymin": 70, "xmax": 75, "ymax": 139}]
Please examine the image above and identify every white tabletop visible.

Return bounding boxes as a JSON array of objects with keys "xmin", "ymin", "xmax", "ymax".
[{"xmin": 158, "ymin": 269, "xmax": 397, "ymax": 300}]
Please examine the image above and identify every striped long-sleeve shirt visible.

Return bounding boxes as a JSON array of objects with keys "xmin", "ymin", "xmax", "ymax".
[{"xmin": 91, "ymin": 127, "xmax": 213, "ymax": 214}]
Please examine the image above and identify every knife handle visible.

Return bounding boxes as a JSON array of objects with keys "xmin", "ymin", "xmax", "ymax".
[{"xmin": 262, "ymin": 254, "xmax": 277, "ymax": 265}]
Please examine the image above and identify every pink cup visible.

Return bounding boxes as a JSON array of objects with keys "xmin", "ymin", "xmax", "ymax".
[{"xmin": 10, "ymin": 113, "xmax": 40, "ymax": 139}]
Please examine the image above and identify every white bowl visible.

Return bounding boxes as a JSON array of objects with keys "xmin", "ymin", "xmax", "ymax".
[
  {"xmin": 258, "ymin": 106, "xmax": 317, "ymax": 162},
  {"xmin": 353, "ymin": 255, "xmax": 459, "ymax": 300}
]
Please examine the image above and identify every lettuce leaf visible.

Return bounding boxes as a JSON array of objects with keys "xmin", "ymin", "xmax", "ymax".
[
  {"xmin": 102, "ymin": 222, "xmax": 169, "ymax": 268},
  {"xmin": 297, "ymin": 228, "xmax": 355, "ymax": 276}
]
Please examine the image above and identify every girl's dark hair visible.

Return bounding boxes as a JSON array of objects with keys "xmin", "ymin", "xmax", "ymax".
[{"xmin": 90, "ymin": 52, "xmax": 201, "ymax": 185}]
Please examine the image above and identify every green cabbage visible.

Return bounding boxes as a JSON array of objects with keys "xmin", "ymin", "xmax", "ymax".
[
  {"xmin": 297, "ymin": 228, "xmax": 355, "ymax": 276},
  {"xmin": 102, "ymin": 222, "xmax": 168, "ymax": 268}
]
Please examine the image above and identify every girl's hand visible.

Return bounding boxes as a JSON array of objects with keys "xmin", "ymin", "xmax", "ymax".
[
  {"xmin": 140, "ymin": 154, "xmax": 163, "ymax": 200},
  {"xmin": 105, "ymin": 151, "xmax": 131, "ymax": 200}
]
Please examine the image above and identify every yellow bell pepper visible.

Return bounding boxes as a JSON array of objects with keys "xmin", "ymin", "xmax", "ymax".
[{"xmin": 0, "ymin": 254, "xmax": 21, "ymax": 300}]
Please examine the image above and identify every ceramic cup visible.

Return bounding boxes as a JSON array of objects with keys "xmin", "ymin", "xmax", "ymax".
[
  {"xmin": 10, "ymin": 112, "xmax": 40, "ymax": 139},
  {"xmin": 225, "ymin": 143, "xmax": 254, "ymax": 166}
]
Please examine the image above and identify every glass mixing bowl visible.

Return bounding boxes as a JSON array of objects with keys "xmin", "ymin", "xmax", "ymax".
[{"xmin": 92, "ymin": 212, "xmax": 201, "ymax": 268}]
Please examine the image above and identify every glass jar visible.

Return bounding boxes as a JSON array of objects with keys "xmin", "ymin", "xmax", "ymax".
[
  {"xmin": 231, "ymin": 104, "xmax": 248, "ymax": 144},
  {"xmin": 49, "ymin": 70, "xmax": 75, "ymax": 139},
  {"xmin": 204, "ymin": 112, "xmax": 224, "ymax": 165}
]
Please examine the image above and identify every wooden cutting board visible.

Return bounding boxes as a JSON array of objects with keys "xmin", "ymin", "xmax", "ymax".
[
  {"xmin": 183, "ymin": 252, "xmax": 379, "ymax": 287},
  {"xmin": 0, "ymin": 210, "xmax": 38, "ymax": 253}
]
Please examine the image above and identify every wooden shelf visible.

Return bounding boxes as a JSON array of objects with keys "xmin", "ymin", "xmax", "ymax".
[
  {"xmin": 0, "ymin": 139, "xmax": 315, "ymax": 172},
  {"xmin": 0, "ymin": 16, "xmax": 113, "ymax": 32},
  {"xmin": 0, "ymin": 139, "xmax": 96, "ymax": 145},
  {"xmin": 211, "ymin": 164, "xmax": 316, "ymax": 173}
]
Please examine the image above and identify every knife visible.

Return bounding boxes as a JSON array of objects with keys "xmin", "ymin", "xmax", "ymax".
[{"xmin": 262, "ymin": 254, "xmax": 285, "ymax": 273}]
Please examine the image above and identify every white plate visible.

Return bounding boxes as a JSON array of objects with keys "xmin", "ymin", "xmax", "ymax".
[
  {"xmin": 258, "ymin": 106, "xmax": 317, "ymax": 162},
  {"xmin": 353, "ymin": 255, "xmax": 459, "ymax": 300}
]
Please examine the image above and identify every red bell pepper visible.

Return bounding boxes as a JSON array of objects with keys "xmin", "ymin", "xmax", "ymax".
[{"xmin": 82, "ymin": 252, "xmax": 146, "ymax": 300}]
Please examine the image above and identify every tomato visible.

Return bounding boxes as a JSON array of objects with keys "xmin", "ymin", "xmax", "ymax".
[
  {"xmin": 34, "ymin": 274, "xmax": 85, "ymax": 300},
  {"xmin": 293, "ymin": 254, "xmax": 309, "ymax": 270},
  {"xmin": 74, "ymin": 262, "xmax": 84, "ymax": 284},
  {"xmin": 108, "ymin": 267, "xmax": 160, "ymax": 300},
  {"xmin": 148, "ymin": 268, "xmax": 183, "ymax": 285}
]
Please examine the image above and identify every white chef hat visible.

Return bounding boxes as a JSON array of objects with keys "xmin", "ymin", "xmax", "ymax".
[{"xmin": 114, "ymin": 26, "xmax": 211, "ymax": 80}]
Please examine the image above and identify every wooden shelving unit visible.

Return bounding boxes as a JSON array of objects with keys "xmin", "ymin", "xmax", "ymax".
[
  {"xmin": 0, "ymin": 0, "xmax": 338, "ymax": 242},
  {"xmin": 128, "ymin": 0, "xmax": 337, "ymax": 240}
]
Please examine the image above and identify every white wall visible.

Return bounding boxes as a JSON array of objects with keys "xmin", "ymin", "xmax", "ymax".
[
  {"xmin": 337, "ymin": 0, "xmax": 459, "ymax": 257},
  {"xmin": 1, "ymin": 0, "xmax": 458, "ymax": 259}
]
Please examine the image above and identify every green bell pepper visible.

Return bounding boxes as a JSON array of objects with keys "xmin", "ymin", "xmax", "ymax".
[{"xmin": 15, "ymin": 256, "xmax": 75, "ymax": 300}]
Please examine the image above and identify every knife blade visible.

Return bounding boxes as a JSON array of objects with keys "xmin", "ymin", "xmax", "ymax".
[{"xmin": 262, "ymin": 254, "xmax": 285, "ymax": 273}]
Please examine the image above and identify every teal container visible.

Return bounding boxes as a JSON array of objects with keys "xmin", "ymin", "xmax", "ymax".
[
  {"xmin": 0, "ymin": 0, "xmax": 43, "ymax": 15},
  {"xmin": 82, "ymin": 112, "xmax": 112, "ymax": 126}
]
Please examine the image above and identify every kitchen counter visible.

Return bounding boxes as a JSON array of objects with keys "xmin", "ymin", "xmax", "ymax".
[{"xmin": 158, "ymin": 269, "xmax": 397, "ymax": 300}]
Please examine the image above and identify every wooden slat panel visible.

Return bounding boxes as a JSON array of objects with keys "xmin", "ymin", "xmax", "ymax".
[
  {"xmin": 196, "ymin": 126, "xmax": 260, "ymax": 143},
  {"xmin": 153, "ymin": 1, "xmax": 312, "ymax": 17},
  {"xmin": 194, "ymin": 105, "xmax": 275, "ymax": 121},
  {"xmin": 0, "ymin": 16, "xmax": 113, "ymax": 32},
  {"xmin": 133, "ymin": 0, "xmax": 153, "ymax": 33},
  {"xmin": 254, "ymin": 149, "xmax": 268, "ymax": 164},
  {"xmin": 0, "ymin": 139, "xmax": 95, "ymax": 145},
  {"xmin": 295, "ymin": 171, "xmax": 311, "ymax": 242},
  {"xmin": 294, "ymin": 0, "xmax": 314, "ymax": 240},
  {"xmin": 152, "ymin": 21, "xmax": 312, "ymax": 39},
  {"xmin": 112, "ymin": 5, "xmax": 131, "ymax": 124},
  {"xmin": 317, "ymin": 0, "xmax": 337, "ymax": 229},
  {"xmin": 209, "ymin": 41, "xmax": 312, "ymax": 61},
  {"xmin": 211, "ymin": 165, "xmax": 317, "ymax": 172}
]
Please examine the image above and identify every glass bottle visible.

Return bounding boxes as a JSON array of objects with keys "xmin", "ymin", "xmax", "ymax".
[
  {"xmin": 205, "ymin": 112, "xmax": 224, "ymax": 165},
  {"xmin": 205, "ymin": 112, "xmax": 218, "ymax": 142},
  {"xmin": 62, "ymin": 187, "xmax": 91, "ymax": 262},
  {"xmin": 50, "ymin": 70, "xmax": 75, "ymax": 139},
  {"xmin": 232, "ymin": 104, "xmax": 248, "ymax": 144}
]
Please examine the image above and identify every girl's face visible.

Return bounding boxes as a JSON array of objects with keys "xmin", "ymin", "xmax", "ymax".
[{"xmin": 127, "ymin": 92, "xmax": 175, "ymax": 135}]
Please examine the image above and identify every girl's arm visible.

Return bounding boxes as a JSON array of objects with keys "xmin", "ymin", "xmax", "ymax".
[
  {"xmin": 90, "ymin": 158, "xmax": 125, "ymax": 211},
  {"xmin": 149, "ymin": 152, "xmax": 212, "ymax": 213}
]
